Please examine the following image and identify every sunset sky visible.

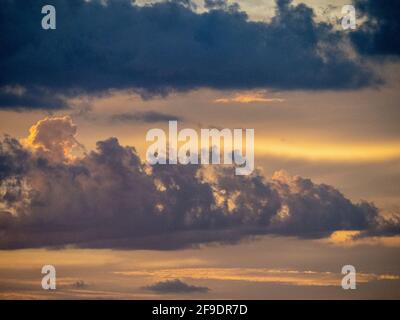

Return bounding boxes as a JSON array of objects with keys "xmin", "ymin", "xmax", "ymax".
[{"xmin": 1, "ymin": 0, "xmax": 400, "ymax": 299}]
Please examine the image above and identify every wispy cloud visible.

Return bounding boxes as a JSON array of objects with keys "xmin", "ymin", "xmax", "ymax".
[
  {"xmin": 255, "ymin": 140, "xmax": 400, "ymax": 162},
  {"xmin": 116, "ymin": 267, "xmax": 400, "ymax": 287},
  {"xmin": 110, "ymin": 111, "xmax": 183, "ymax": 123},
  {"xmin": 214, "ymin": 92, "xmax": 285, "ymax": 104},
  {"xmin": 325, "ymin": 231, "xmax": 400, "ymax": 247}
]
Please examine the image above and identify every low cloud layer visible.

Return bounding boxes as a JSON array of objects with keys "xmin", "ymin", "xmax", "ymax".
[
  {"xmin": 0, "ymin": 0, "xmax": 380, "ymax": 109},
  {"xmin": 111, "ymin": 111, "xmax": 183, "ymax": 123},
  {"xmin": 125, "ymin": 267, "xmax": 400, "ymax": 287},
  {"xmin": 0, "ymin": 116, "xmax": 399, "ymax": 250},
  {"xmin": 143, "ymin": 279, "xmax": 209, "ymax": 293}
]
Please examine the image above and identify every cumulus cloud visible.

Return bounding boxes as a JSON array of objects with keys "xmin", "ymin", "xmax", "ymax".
[
  {"xmin": 0, "ymin": 0, "xmax": 379, "ymax": 109},
  {"xmin": 0, "ymin": 117, "xmax": 399, "ymax": 249},
  {"xmin": 22, "ymin": 116, "xmax": 84, "ymax": 162},
  {"xmin": 143, "ymin": 279, "xmax": 209, "ymax": 293},
  {"xmin": 0, "ymin": 135, "xmax": 31, "ymax": 181}
]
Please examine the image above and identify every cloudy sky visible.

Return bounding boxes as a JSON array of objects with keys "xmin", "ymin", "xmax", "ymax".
[{"xmin": 0, "ymin": 0, "xmax": 400, "ymax": 299}]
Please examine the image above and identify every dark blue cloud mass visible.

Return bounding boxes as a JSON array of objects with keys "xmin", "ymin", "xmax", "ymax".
[
  {"xmin": 0, "ymin": 0, "xmax": 379, "ymax": 109},
  {"xmin": 351, "ymin": 0, "xmax": 400, "ymax": 56}
]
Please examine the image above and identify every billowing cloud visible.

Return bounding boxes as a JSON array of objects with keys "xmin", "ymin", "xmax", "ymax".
[
  {"xmin": 22, "ymin": 116, "xmax": 83, "ymax": 162},
  {"xmin": 0, "ymin": 135, "xmax": 30, "ymax": 181},
  {"xmin": 0, "ymin": 0, "xmax": 378, "ymax": 109},
  {"xmin": 0, "ymin": 116, "xmax": 399, "ymax": 249},
  {"xmin": 143, "ymin": 279, "xmax": 209, "ymax": 293}
]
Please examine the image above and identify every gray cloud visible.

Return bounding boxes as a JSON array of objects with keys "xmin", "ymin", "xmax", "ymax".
[
  {"xmin": 143, "ymin": 279, "xmax": 209, "ymax": 293},
  {"xmin": 204, "ymin": 0, "xmax": 234, "ymax": 10},
  {"xmin": 111, "ymin": 111, "xmax": 183, "ymax": 123},
  {"xmin": 0, "ymin": 117, "xmax": 399, "ymax": 249},
  {"xmin": 0, "ymin": 0, "xmax": 379, "ymax": 110},
  {"xmin": 0, "ymin": 135, "xmax": 31, "ymax": 180}
]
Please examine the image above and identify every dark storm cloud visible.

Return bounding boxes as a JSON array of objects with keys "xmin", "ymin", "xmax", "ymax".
[
  {"xmin": 0, "ymin": 136, "xmax": 31, "ymax": 180},
  {"xmin": 0, "ymin": 0, "xmax": 378, "ymax": 110},
  {"xmin": 358, "ymin": 213, "xmax": 400, "ymax": 238},
  {"xmin": 111, "ymin": 111, "xmax": 183, "ymax": 123},
  {"xmin": 0, "ymin": 86, "xmax": 68, "ymax": 110},
  {"xmin": 351, "ymin": 0, "xmax": 400, "ymax": 56},
  {"xmin": 0, "ymin": 117, "xmax": 399, "ymax": 250},
  {"xmin": 143, "ymin": 279, "xmax": 209, "ymax": 293}
]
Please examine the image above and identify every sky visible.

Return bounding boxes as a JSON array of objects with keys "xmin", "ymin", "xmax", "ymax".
[{"xmin": 0, "ymin": 0, "xmax": 400, "ymax": 299}]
